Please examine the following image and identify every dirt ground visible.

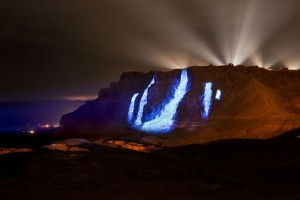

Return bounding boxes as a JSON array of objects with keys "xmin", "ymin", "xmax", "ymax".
[{"xmin": 1, "ymin": 129, "xmax": 300, "ymax": 200}]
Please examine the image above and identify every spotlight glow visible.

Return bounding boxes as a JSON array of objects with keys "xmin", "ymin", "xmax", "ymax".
[
  {"xmin": 209, "ymin": 0, "xmax": 297, "ymax": 66},
  {"xmin": 126, "ymin": 1, "xmax": 225, "ymax": 68},
  {"xmin": 201, "ymin": 82, "xmax": 213, "ymax": 119}
]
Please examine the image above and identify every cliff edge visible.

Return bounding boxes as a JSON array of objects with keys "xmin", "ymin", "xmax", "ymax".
[{"xmin": 56, "ymin": 65, "xmax": 300, "ymax": 145}]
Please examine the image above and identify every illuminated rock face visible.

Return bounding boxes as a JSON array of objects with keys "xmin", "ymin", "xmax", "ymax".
[
  {"xmin": 133, "ymin": 76, "xmax": 156, "ymax": 128},
  {"xmin": 127, "ymin": 93, "xmax": 139, "ymax": 124},
  {"xmin": 201, "ymin": 82, "xmax": 213, "ymax": 120},
  {"xmin": 58, "ymin": 65, "xmax": 300, "ymax": 142},
  {"xmin": 127, "ymin": 70, "xmax": 224, "ymax": 133},
  {"xmin": 130, "ymin": 69, "xmax": 190, "ymax": 133}
]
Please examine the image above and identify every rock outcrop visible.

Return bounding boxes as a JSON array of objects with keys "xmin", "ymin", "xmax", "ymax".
[{"xmin": 57, "ymin": 65, "xmax": 300, "ymax": 145}]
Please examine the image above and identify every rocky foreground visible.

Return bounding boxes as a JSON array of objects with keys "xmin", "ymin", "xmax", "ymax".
[
  {"xmin": 57, "ymin": 65, "xmax": 300, "ymax": 145},
  {"xmin": 1, "ymin": 128, "xmax": 300, "ymax": 200}
]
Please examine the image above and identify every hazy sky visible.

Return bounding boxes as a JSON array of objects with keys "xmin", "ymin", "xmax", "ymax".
[{"xmin": 1, "ymin": 0, "xmax": 300, "ymax": 100}]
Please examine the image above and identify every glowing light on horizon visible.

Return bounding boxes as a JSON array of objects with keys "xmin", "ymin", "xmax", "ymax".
[
  {"xmin": 134, "ymin": 76, "xmax": 156, "ymax": 127},
  {"xmin": 209, "ymin": 0, "xmax": 297, "ymax": 67},
  {"xmin": 140, "ymin": 69, "xmax": 189, "ymax": 133},
  {"xmin": 128, "ymin": 93, "xmax": 139, "ymax": 124},
  {"xmin": 215, "ymin": 90, "xmax": 222, "ymax": 100},
  {"xmin": 127, "ymin": 1, "xmax": 225, "ymax": 69},
  {"xmin": 64, "ymin": 95, "xmax": 97, "ymax": 101},
  {"xmin": 98, "ymin": 0, "xmax": 300, "ymax": 70},
  {"xmin": 201, "ymin": 82, "xmax": 213, "ymax": 119}
]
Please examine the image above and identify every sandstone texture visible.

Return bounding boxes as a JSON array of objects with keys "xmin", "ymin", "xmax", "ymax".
[{"xmin": 57, "ymin": 65, "xmax": 300, "ymax": 145}]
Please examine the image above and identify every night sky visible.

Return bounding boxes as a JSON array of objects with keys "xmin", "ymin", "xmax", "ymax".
[{"xmin": 1, "ymin": 0, "xmax": 300, "ymax": 101}]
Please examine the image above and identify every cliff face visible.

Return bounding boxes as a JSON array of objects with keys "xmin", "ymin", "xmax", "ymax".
[{"xmin": 57, "ymin": 66, "xmax": 300, "ymax": 144}]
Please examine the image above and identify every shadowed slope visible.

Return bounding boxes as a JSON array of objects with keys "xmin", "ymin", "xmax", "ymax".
[{"xmin": 166, "ymin": 77, "xmax": 300, "ymax": 146}]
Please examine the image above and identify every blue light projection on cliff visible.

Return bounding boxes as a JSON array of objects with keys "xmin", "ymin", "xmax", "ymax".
[
  {"xmin": 128, "ymin": 93, "xmax": 139, "ymax": 123},
  {"xmin": 215, "ymin": 89, "xmax": 222, "ymax": 100},
  {"xmin": 134, "ymin": 76, "xmax": 156, "ymax": 127},
  {"xmin": 127, "ymin": 70, "xmax": 223, "ymax": 133},
  {"xmin": 141, "ymin": 69, "xmax": 189, "ymax": 133},
  {"xmin": 201, "ymin": 82, "xmax": 213, "ymax": 119},
  {"xmin": 127, "ymin": 70, "xmax": 189, "ymax": 133}
]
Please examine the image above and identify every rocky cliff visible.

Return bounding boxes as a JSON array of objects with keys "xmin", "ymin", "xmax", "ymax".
[{"xmin": 57, "ymin": 65, "xmax": 300, "ymax": 145}]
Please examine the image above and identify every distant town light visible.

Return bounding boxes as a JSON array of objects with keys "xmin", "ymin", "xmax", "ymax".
[{"xmin": 41, "ymin": 124, "xmax": 50, "ymax": 128}]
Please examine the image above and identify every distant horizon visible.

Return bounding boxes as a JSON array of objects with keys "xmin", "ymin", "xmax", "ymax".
[
  {"xmin": 0, "ymin": 99, "xmax": 85, "ymax": 131},
  {"xmin": 0, "ymin": 96, "xmax": 97, "ymax": 103}
]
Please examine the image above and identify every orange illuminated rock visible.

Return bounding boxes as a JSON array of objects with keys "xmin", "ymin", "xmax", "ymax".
[
  {"xmin": 103, "ymin": 140, "xmax": 159, "ymax": 152},
  {"xmin": 57, "ymin": 65, "xmax": 300, "ymax": 146},
  {"xmin": 0, "ymin": 148, "xmax": 33, "ymax": 155}
]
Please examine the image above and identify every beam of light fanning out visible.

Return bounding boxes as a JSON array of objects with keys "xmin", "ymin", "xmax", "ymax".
[
  {"xmin": 201, "ymin": 82, "xmax": 213, "ymax": 119},
  {"xmin": 127, "ymin": 93, "xmax": 139, "ymax": 124},
  {"xmin": 140, "ymin": 69, "xmax": 189, "ymax": 133}
]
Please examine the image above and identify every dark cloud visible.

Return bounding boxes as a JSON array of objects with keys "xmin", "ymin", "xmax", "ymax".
[{"xmin": 1, "ymin": 0, "xmax": 300, "ymax": 100}]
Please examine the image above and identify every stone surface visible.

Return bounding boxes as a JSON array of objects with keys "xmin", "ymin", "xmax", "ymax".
[
  {"xmin": 140, "ymin": 136, "xmax": 164, "ymax": 146},
  {"xmin": 102, "ymin": 140, "xmax": 159, "ymax": 152},
  {"xmin": 57, "ymin": 65, "xmax": 300, "ymax": 145},
  {"xmin": 0, "ymin": 148, "xmax": 33, "ymax": 155},
  {"xmin": 44, "ymin": 143, "xmax": 89, "ymax": 152}
]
